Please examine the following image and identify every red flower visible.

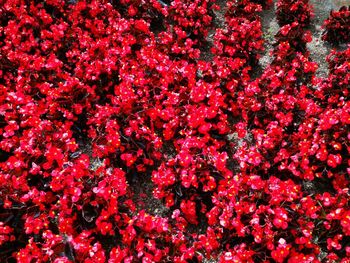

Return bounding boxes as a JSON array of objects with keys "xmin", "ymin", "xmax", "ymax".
[
  {"xmin": 180, "ymin": 200, "xmax": 198, "ymax": 225},
  {"xmin": 327, "ymin": 154, "xmax": 342, "ymax": 168},
  {"xmin": 341, "ymin": 211, "xmax": 350, "ymax": 235},
  {"xmin": 271, "ymin": 238, "xmax": 291, "ymax": 263}
]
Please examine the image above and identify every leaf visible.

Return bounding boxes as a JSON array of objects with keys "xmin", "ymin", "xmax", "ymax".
[{"xmin": 82, "ymin": 204, "xmax": 98, "ymax": 223}]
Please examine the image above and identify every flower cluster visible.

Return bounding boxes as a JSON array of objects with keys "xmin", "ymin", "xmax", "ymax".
[
  {"xmin": 0, "ymin": 0, "xmax": 350, "ymax": 262},
  {"xmin": 322, "ymin": 6, "xmax": 350, "ymax": 44},
  {"xmin": 276, "ymin": 0, "xmax": 313, "ymax": 26}
]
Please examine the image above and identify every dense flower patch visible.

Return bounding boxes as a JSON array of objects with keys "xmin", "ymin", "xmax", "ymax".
[
  {"xmin": 0, "ymin": 0, "xmax": 350, "ymax": 262},
  {"xmin": 276, "ymin": 0, "xmax": 313, "ymax": 27}
]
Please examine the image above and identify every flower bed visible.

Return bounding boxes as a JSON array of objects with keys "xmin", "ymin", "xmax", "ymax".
[{"xmin": 0, "ymin": 0, "xmax": 349, "ymax": 262}]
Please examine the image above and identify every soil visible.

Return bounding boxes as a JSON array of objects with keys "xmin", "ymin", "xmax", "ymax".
[{"xmin": 259, "ymin": 2, "xmax": 279, "ymax": 73}]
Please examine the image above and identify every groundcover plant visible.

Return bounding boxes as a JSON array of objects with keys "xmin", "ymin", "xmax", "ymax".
[{"xmin": 0, "ymin": 0, "xmax": 349, "ymax": 262}]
